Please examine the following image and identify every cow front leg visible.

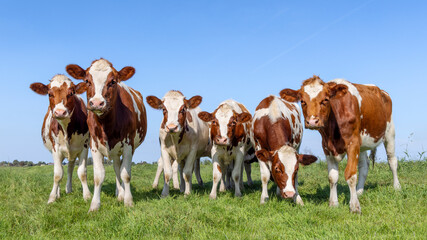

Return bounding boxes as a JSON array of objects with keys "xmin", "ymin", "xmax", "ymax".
[
  {"xmin": 152, "ymin": 157, "xmax": 163, "ymax": 189},
  {"xmin": 259, "ymin": 160, "xmax": 270, "ymax": 204},
  {"xmin": 232, "ymin": 152, "xmax": 244, "ymax": 197},
  {"xmin": 209, "ymin": 156, "xmax": 222, "ymax": 199},
  {"xmin": 345, "ymin": 141, "xmax": 362, "ymax": 214},
  {"xmin": 178, "ymin": 161, "xmax": 185, "ymax": 193},
  {"xmin": 89, "ymin": 148, "xmax": 105, "ymax": 212},
  {"xmin": 161, "ymin": 151, "xmax": 172, "ymax": 197},
  {"xmin": 172, "ymin": 159, "xmax": 180, "ymax": 190},
  {"xmin": 194, "ymin": 158, "xmax": 204, "ymax": 187},
  {"xmin": 66, "ymin": 159, "xmax": 76, "ymax": 194},
  {"xmin": 183, "ymin": 149, "xmax": 197, "ymax": 196},
  {"xmin": 294, "ymin": 172, "xmax": 304, "ymax": 206},
  {"xmin": 120, "ymin": 145, "xmax": 134, "ymax": 207},
  {"xmin": 244, "ymin": 162, "xmax": 253, "ymax": 186},
  {"xmin": 356, "ymin": 151, "xmax": 369, "ymax": 196},
  {"xmin": 327, "ymin": 155, "xmax": 339, "ymax": 207},
  {"xmin": 48, "ymin": 151, "xmax": 64, "ymax": 204},
  {"xmin": 77, "ymin": 147, "xmax": 91, "ymax": 201},
  {"xmin": 112, "ymin": 156, "xmax": 124, "ymax": 202},
  {"xmin": 384, "ymin": 119, "xmax": 401, "ymax": 190}
]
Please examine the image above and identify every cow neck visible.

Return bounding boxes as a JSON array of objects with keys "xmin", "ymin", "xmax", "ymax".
[
  {"xmin": 318, "ymin": 109, "xmax": 345, "ymax": 155},
  {"xmin": 66, "ymin": 95, "xmax": 88, "ymax": 138}
]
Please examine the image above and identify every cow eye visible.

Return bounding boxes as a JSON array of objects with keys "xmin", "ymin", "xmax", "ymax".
[
  {"xmin": 321, "ymin": 98, "xmax": 329, "ymax": 105},
  {"xmin": 108, "ymin": 80, "xmax": 116, "ymax": 87},
  {"xmin": 212, "ymin": 120, "xmax": 216, "ymax": 125},
  {"xmin": 300, "ymin": 100, "xmax": 306, "ymax": 106},
  {"xmin": 48, "ymin": 94, "xmax": 53, "ymax": 98}
]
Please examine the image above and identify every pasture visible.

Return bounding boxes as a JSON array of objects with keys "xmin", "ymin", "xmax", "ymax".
[{"xmin": 0, "ymin": 159, "xmax": 426, "ymax": 239}]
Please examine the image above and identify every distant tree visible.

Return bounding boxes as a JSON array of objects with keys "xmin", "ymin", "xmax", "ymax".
[{"xmin": 12, "ymin": 160, "xmax": 19, "ymax": 166}]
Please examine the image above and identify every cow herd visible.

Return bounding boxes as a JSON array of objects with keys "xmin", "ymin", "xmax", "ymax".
[{"xmin": 30, "ymin": 58, "xmax": 401, "ymax": 214}]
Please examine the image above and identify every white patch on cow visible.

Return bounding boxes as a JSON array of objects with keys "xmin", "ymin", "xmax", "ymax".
[
  {"xmin": 382, "ymin": 90, "xmax": 390, "ymax": 97},
  {"xmin": 88, "ymin": 59, "xmax": 112, "ymax": 103},
  {"xmin": 360, "ymin": 129, "xmax": 383, "ymax": 151},
  {"xmin": 43, "ymin": 111, "xmax": 53, "ymax": 151},
  {"xmin": 277, "ymin": 145, "xmax": 298, "ymax": 193},
  {"xmin": 50, "ymin": 75, "xmax": 71, "ymax": 88},
  {"xmin": 119, "ymin": 82, "xmax": 141, "ymax": 122},
  {"xmin": 304, "ymin": 82, "xmax": 324, "ymax": 100},
  {"xmin": 363, "ymin": 84, "xmax": 376, "ymax": 87},
  {"xmin": 53, "ymin": 101, "xmax": 67, "ymax": 113},
  {"xmin": 215, "ymin": 105, "xmax": 234, "ymax": 140},
  {"xmin": 330, "ymin": 79, "xmax": 362, "ymax": 110}
]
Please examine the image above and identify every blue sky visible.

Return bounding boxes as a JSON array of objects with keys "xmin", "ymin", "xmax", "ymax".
[{"xmin": 1, "ymin": 1, "xmax": 426, "ymax": 163}]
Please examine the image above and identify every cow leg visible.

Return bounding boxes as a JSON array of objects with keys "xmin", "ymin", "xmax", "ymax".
[
  {"xmin": 356, "ymin": 151, "xmax": 369, "ymax": 196},
  {"xmin": 345, "ymin": 141, "xmax": 361, "ymax": 214},
  {"xmin": 384, "ymin": 119, "xmax": 401, "ymax": 190},
  {"xmin": 172, "ymin": 159, "xmax": 180, "ymax": 190},
  {"xmin": 183, "ymin": 150, "xmax": 197, "ymax": 196},
  {"xmin": 239, "ymin": 162, "xmax": 244, "ymax": 191},
  {"xmin": 327, "ymin": 156, "xmax": 339, "ymax": 207},
  {"xmin": 161, "ymin": 150, "xmax": 172, "ymax": 197},
  {"xmin": 244, "ymin": 162, "xmax": 253, "ymax": 186},
  {"xmin": 48, "ymin": 151, "xmax": 64, "ymax": 204},
  {"xmin": 294, "ymin": 172, "xmax": 304, "ymax": 206},
  {"xmin": 232, "ymin": 152, "xmax": 244, "ymax": 197},
  {"xmin": 226, "ymin": 161, "xmax": 234, "ymax": 190},
  {"xmin": 112, "ymin": 156, "xmax": 124, "ymax": 202},
  {"xmin": 152, "ymin": 157, "xmax": 163, "ymax": 189},
  {"xmin": 120, "ymin": 145, "xmax": 134, "ymax": 207},
  {"xmin": 259, "ymin": 160, "xmax": 270, "ymax": 204},
  {"xmin": 89, "ymin": 148, "xmax": 105, "ymax": 212},
  {"xmin": 179, "ymin": 161, "xmax": 185, "ymax": 193},
  {"xmin": 77, "ymin": 147, "xmax": 91, "ymax": 201},
  {"xmin": 194, "ymin": 158, "xmax": 204, "ymax": 187},
  {"xmin": 219, "ymin": 161, "xmax": 227, "ymax": 192},
  {"xmin": 66, "ymin": 159, "xmax": 76, "ymax": 194},
  {"xmin": 210, "ymin": 155, "xmax": 222, "ymax": 199}
]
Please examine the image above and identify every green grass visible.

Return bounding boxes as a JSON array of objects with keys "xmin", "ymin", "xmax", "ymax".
[{"xmin": 0, "ymin": 160, "xmax": 426, "ymax": 239}]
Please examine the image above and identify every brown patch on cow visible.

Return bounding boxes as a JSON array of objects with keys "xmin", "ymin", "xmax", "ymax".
[
  {"xmin": 54, "ymin": 175, "xmax": 61, "ymax": 182},
  {"xmin": 255, "ymin": 95, "xmax": 274, "ymax": 111},
  {"xmin": 217, "ymin": 165, "xmax": 222, "ymax": 173},
  {"xmin": 94, "ymin": 177, "xmax": 100, "ymax": 186}
]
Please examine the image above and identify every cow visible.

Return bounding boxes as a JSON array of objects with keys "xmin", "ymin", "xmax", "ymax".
[
  {"xmin": 146, "ymin": 91, "xmax": 209, "ymax": 197},
  {"xmin": 280, "ymin": 75, "xmax": 401, "ymax": 213},
  {"xmin": 251, "ymin": 95, "xmax": 317, "ymax": 205},
  {"xmin": 66, "ymin": 59, "xmax": 147, "ymax": 212},
  {"xmin": 30, "ymin": 74, "xmax": 91, "ymax": 203},
  {"xmin": 198, "ymin": 99, "xmax": 252, "ymax": 199}
]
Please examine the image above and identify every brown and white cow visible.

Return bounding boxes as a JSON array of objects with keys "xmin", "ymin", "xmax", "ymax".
[
  {"xmin": 66, "ymin": 59, "xmax": 147, "ymax": 211},
  {"xmin": 280, "ymin": 75, "xmax": 401, "ymax": 213},
  {"xmin": 252, "ymin": 95, "xmax": 317, "ymax": 205},
  {"xmin": 198, "ymin": 100, "xmax": 252, "ymax": 199},
  {"xmin": 30, "ymin": 75, "xmax": 91, "ymax": 203},
  {"xmin": 146, "ymin": 91, "xmax": 209, "ymax": 197}
]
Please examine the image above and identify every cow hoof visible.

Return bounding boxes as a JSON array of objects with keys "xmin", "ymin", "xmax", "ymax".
[
  {"xmin": 329, "ymin": 201, "xmax": 339, "ymax": 207},
  {"xmin": 209, "ymin": 194, "xmax": 217, "ymax": 200},
  {"xmin": 47, "ymin": 197, "xmax": 56, "ymax": 204},
  {"xmin": 173, "ymin": 185, "xmax": 180, "ymax": 190},
  {"xmin": 260, "ymin": 197, "xmax": 269, "ymax": 204},
  {"xmin": 295, "ymin": 195, "xmax": 304, "ymax": 206},
  {"xmin": 198, "ymin": 182, "xmax": 204, "ymax": 188},
  {"xmin": 356, "ymin": 189, "xmax": 364, "ymax": 196},
  {"xmin": 124, "ymin": 200, "xmax": 134, "ymax": 207},
  {"xmin": 394, "ymin": 183, "xmax": 401, "ymax": 190},
  {"xmin": 247, "ymin": 181, "xmax": 253, "ymax": 186},
  {"xmin": 83, "ymin": 192, "xmax": 92, "ymax": 201},
  {"xmin": 235, "ymin": 192, "xmax": 242, "ymax": 198},
  {"xmin": 117, "ymin": 193, "xmax": 124, "ymax": 202},
  {"xmin": 88, "ymin": 202, "xmax": 100, "ymax": 212},
  {"xmin": 152, "ymin": 184, "xmax": 158, "ymax": 189},
  {"xmin": 349, "ymin": 200, "xmax": 361, "ymax": 214}
]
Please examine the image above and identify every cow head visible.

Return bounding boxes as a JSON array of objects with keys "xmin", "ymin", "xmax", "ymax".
[
  {"xmin": 146, "ymin": 91, "xmax": 202, "ymax": 134},
  {"xmin": 198, "ymin": 104, "xmax": 252, "ymax": 146},
  {"xmin": 30, "ymin": 74, "xmax": 86, "ymax": 120},
  {"xmin": 279, "ymin": 75, "xmax": 348, "ymax": 129},
  {"xmin": 66, "ymin": 58, "xmax": 135, "ymax": 116},
  {"xmin": 255, "ymin": 146, "xmax": 317, "ymax": 199}
]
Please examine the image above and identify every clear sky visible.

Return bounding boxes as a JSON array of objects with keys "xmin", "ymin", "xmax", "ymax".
[{"xmin": 1, "ymin": 0, "xmax": 426, "ymax": 163}]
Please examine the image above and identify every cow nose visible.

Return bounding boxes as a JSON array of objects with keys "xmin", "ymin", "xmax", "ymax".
[
  {"xmin": 166, "ymin": 124, "xmax": 178, "ymax": 133},
  {"xmin": 89, "ymin": 99, "xmax": 105, "ymax": 109},
  {"xmin": 284, "ymin": 191, "xmax": 295, "ymax": 198},
  {"xmin": 215, "ymin": 136, "xmax": 228, "ymax": 145},
  {"xmin": 54, "ymin": 109, "xmax": 67, "ymax": 118},
  {"xmin": 306, "ymin": 116, "xmax": 319, "ymax": 126}
]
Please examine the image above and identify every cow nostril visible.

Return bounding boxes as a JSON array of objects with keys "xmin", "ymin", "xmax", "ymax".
[
  {"xmin": 99, "ymin": 101, "xmax": 105, "ymax": 107},
  {"xmin": 89, "ymin": 101, "xmax": 94, "ymax": 107},
  {"xmin": 314, "ymin": 119, "xmax": 319, "ymax": 124}
]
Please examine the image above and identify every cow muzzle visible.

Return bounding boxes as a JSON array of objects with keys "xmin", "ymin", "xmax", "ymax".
[
  {"xmin": 88, "ymin": 98, "xmax": 107, "ymax": 114},
  {"xmin": 166, "ymin": 124, "xmax": 180, "ymax": 133},
  {"xmin": 214, "ymin": 136, "xmax": 229, "ymax": 146},
  {"xmin": 283, "ymin": 191, "xmax": 295, "ymax": 199},
  {"xmin": 53, "ymin": 109, "xmax": 69, "ymax": 119},
  {"xmin": 305, "ymin": 116, "xmax": 322, "ymax": 129}
]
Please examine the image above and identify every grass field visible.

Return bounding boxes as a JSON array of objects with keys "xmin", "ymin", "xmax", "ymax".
[{"xmin": 0, "ymin": 159, "xmax": 426, "ymax": 239}]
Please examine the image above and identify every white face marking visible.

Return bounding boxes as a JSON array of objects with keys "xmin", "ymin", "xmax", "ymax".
[
  {"xmin": 330, "ymin": 79, "xmax": 362, "ymax": 110},
  {"xmin": 277, "ymin": 146, "xmax": 297, "ymax": 193},
  {"xmin": 88, "ymin": 60, "xmax": 112, "ymax": 103},
  {"xmin": 50, "ymin": 75, "xmax": 71, "ymax": 88},
  {"xmin": 163, "ymin": 92, "xmax": 185, "ymax": 129},
  {"xmin": 215, "ymin": 107, "xmax": 234, "ymax": 139},
  {"xmin": 53, "ymin": 101, "xmax": 67, "ymax": 113},
  {"xmin": 304, "ymin": 82, "xmax": 323, "ymax": 100}
]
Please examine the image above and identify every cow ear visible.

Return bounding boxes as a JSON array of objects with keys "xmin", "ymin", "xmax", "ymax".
[
  {"xmin": 146, "ymin": 96, "xmax": 163, "ymax": 109},
  {"xmin": 328, "ymin": 83, "xmax": 348, "ymax": 98},
  {"xmin": 297, "ymin": 154, "xmax": 318, "ymax": 166},
  {"xmin": 30, "ymin": 82, "xmax": 49, "ymax": 95},
  {"xmin": 66, "ymin": 64, "xmax": 86, "ymax": 80},
  {"xmin": 186, "ymin": 95, "xmax": 202, "ymax": 109},
  {"xmin": 198, "ymin": 111, "xmax": 214, "ymax": 122},
  {"xmin": 75, "ymin": 82, "xmax": 88, "ymax": 94},
  {"xmin": 280, "ymin": 88, "xmax": 300, "ymax": 102},
  {"xmin": 255, "ymin": 149, "xmax": 271, "ymax": 162},
  {"xmin": 118, "ymin": 66, "xmax": 135, "ymax": 81},
  {"xmin": 237, "ymin": 112, "xmax": 252, "ymax": 123}
]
